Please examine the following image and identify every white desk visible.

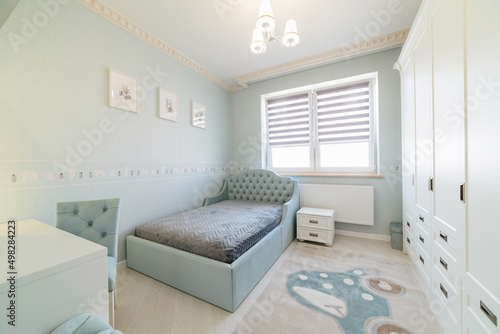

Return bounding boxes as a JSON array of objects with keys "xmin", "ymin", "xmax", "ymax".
[{"xmin": 0, "ymin": 219, "xmax": 108, "ymax": 333}]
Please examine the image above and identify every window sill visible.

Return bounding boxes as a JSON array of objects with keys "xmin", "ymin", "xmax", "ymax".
[{"xmin": 278, "ymin": 173, "xmax": 384, "ymax": 178}]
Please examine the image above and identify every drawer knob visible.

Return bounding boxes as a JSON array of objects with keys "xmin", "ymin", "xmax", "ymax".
[
  {"xmin": 419, "ymin": 235, "xmax": 425, "ymax": 243},
  {"xmin": 419, "ymin": 255, "xmax": 425, "ymax": 264},
  {"xmin": 407, "ymin": 237, "xmax": 411, "ymax": 244},
  {"xmin": 407, "ymin": 221, "xmax": 411, "ymax": 228},
  {"xmin": 480, "ymin": 301, "xmax": 498, "ymax": 326},
  {"xmin": 309, "ymin": 219, "xmax": 319, "ymax": 224},
  {"xmin": 419, "ymin": 215, "xmax": 424, "ymax": 222},
  {"xmin": 309, "ymin": 233, "xmax": 318, "ymax": 237},
  {"xmin": 440, "ymin": 284, "xmax": 448, "ymax": 299},
  {"xmin": 439, "ymin": 257, "xmax": 448, "ymax": 271},
  {"xmin": 439, "ymin": 231, "xmax": 448, "ymax": 242}
]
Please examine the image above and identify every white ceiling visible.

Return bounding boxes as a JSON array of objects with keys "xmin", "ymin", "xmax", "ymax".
[{"xmin": 100, "ymin": 0, "xmax": 422, "ymax": 88}]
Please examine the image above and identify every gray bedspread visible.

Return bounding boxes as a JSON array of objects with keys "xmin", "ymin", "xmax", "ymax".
[{"xmin": 134, "ymin": 200, "xmax": 283, "ymax": 264}]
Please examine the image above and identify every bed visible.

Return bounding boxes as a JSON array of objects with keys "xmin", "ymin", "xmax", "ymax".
[{"xmin": 126, "ymin": 169, "xmax": 299, "ymax": 312}]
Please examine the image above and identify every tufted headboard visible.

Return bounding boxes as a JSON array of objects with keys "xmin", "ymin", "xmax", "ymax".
[
  {"xmin": 203, "ymin": 169, "xmax": 299, "ymax": 251},
  {"xmin": 226, "ymin": 169, "xmax": 296, "ymax": 205}
]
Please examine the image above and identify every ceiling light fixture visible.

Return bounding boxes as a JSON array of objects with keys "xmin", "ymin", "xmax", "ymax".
[{"xmin": 250, "ymin": 0, "xmax": 299, "ymax": 55}]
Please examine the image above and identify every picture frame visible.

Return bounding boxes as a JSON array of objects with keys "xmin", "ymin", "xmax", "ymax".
[
  {"xmin": 158, "ymin": 88, "xmax": 178, "ymax": 122},
  {"xmin": 108, "ymin": 68, "xmax": 138, "ymax": 113},
  {"xmin": 191, "ymin": 100, "xmax": 206, "ymax": 129}
]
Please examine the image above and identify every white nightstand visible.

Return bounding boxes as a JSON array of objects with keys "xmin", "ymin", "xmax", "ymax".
[{"xmin": 297, "ymin": 207, "xmax": 335, "ymax": 246}]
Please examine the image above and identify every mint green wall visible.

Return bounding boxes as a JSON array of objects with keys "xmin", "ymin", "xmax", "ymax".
[
  {"xmin": 230, "ymin": 48, "xmax": 403, "ymax": 237},
  {"xmin": 0, "ymin": 0, "xmax": 402, "ymax": 262},
  {"xmin": 0, "ymin": 0, "xmax": 231, "ymax": 261}
]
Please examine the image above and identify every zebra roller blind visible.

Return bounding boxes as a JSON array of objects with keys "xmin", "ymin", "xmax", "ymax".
[
  {"xmin": 316, "ymin": 81, "xmax": 371, "ymax": 145},
  {"xmin": 264, "ymin": 73, "xmax": 377, "ymax": 173},
  {"xmin": 266, "ymin": 93, "xmax": 310, "ymax": 147}
]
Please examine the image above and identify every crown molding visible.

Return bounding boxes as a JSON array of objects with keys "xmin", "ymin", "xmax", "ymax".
[
  {"xmin": 394, "ymin": 0, "xmax": 434, "ymax": 71},
  {"xmin": 75, "ymin": 0, "xmax": 234, "ymax": 91},
  {"xmin": 76, "ymin": 0, "xmax": 409, "ymax": 91},
  {"xmin": 233, "ymin": 29, "xmax": 409, "ymax": 87}
]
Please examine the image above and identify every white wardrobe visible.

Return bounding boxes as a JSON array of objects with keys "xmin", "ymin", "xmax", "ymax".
[{"xmin": 395, "ymin": 0, "xmax": 500, "ymax": 333}]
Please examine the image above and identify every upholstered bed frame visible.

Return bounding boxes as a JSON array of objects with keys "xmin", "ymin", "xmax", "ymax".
[{"xmin": 126, "ymin": 169, "xmax": 299, "ymax": 312}]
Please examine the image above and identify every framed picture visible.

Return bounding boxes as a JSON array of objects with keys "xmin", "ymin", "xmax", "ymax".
[
  {"xmin": 158, "ymin": 88, "xmax": 178, "ymax": 122},
  {"xmin": 191, "ymin": 100, "xmax": 206, "ymax": 129},
  {"xmin": 108, "ymin": 69, "xmax": 138, "ymax": 112}
]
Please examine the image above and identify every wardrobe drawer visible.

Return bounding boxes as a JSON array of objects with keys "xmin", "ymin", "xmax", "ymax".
[
  {"xmin": 405, "ymin": 237, "xmax": 415, "ymax": 260},
  {"xmin": 432, "ymin": 235, "xmax": 460, "ymax": 285},
  {"xmin": 414, "ymin": 242, "xmax": 432, "ymax": 288},
  {"xmin": 415, "ymin": 219, "xmax": 431, "ymax": 257},
  {"xmin": 415, "ymin": 209, "xmax": 432, "ymax": 231},
  {"xmin": 404, "ymin": 213, "xmax": 415, "ymax": 234},
  {"xmin": 433, "ymin": 266, "xmax": 461, "ymax": 307},
  {"xmin": 463, "ymin": 312, "xmax": 492, "ymax": 334},
  {"xmin": 432, "ymin": 292, "xmax": 461, "ymax": 334},
  {"xmin": 463, "ymin": 276, "xmax": 500, "ymax": 333},
  {"xmin": 432, "ymin": 223, "xmax": 460, "ymax": 257},
  {"xmin": 404, "ymin": 224, "xmax": 415, "ymax": 254}
]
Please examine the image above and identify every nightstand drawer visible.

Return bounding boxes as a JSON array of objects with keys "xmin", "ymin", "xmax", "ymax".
[
  {"xmin": 297, "ymin": 227, "xmax": 333, "ymax": 246},
  {"xmin": 297, "ymin": 214, "xmax": 332, "ymax": 230}
]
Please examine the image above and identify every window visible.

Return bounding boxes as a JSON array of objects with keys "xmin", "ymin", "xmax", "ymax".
[{"xmin": 263, "ymin": 73, "xmax": 378, "ymax": 175}]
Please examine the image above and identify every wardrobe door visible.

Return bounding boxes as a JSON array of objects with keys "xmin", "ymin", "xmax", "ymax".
[
  {"xmin": 431, "ymin": 0, "xmax": 465, "ymax": 245},
  {"xmin": 413, "ymin": 25, "xmax": 433, "ymax": 220},
  {"xmin": 464, "ymin": 0, "xmax": 500, "ymax": 332},
  {"xmin": 402, "ymin": 56, "xmax": 416, "ymax": 224}
]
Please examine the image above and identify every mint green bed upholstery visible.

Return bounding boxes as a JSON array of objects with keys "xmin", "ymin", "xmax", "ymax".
[{"xmin": 126, "ymin": 169, "xmax": 299, "ymax": 312}]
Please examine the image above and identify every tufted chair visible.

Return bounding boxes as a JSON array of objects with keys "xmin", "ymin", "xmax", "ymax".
[
  {"xmin": 56, "ymin": 198, "xmax": 121, "ymax": 328},
  {"xmin": 50, "ymin": 313, "xmax": 123, "ymax": 334}
]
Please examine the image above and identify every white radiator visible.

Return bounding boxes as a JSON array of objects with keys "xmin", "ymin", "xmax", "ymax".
[{"xmin": 299, "ymin": 184, "xmax": 375, "ymax": 226}]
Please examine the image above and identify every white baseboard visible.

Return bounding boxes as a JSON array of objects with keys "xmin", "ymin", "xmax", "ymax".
[
  {"xmin": 335, "ymin": 229, "xmax": 391, "ymax": 242},
  {"xmin": 117, "ymin": 260, "xmax": 127, "ymax": 271}
]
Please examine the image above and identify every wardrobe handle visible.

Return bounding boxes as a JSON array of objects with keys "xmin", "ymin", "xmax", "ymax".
[
  {"xmin": 440, "ymin": 257, "xmax": 448, "ymax": 271},
  {"xmin": 480, "ymin": 301, "xmax": 498, "ymax": 326},
  {"xmin": 460, "ymin": 183, "xmax": 465, "ymax": 203},
  {"xmin": 419, "ymin": 215, "xmax": 424, "ymax": 222},
  {"xmin": 419, "ymin": 235, "xmax": 425, "ymax": 243},
  {"xmin": 439, "ymin": 231, "xmax": 448, "ymax": 243},
  {"xmin": 309, "ymin": 233, "xmax": 318, "ymax": 237},
  {"xmin": 428, "ymin": 177, "xmax": 434, "ymax": 191},
  {"xmin": 440, "ymin": 284, "xmax": 448, "ymax": 299}
]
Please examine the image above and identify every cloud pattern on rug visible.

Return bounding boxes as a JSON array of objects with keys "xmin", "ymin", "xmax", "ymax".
[{"xmin": 286, "ymin": 268, "xmax": 413, "ymax": 334}]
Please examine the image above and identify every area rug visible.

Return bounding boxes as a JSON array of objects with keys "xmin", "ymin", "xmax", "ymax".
[{"xmin": 234, "ymin": 242, "xmax": 442, "ymax": 334}]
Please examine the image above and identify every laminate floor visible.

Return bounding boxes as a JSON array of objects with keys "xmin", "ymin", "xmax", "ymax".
[{"xmin": 114, "ymin": 235, "xmax": 414, "ymax": 334}]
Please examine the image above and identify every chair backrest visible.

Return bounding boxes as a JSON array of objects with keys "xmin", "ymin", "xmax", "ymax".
[{"xmin": 56, "ymin": 198, "xmax": 120, "ymax": 259}]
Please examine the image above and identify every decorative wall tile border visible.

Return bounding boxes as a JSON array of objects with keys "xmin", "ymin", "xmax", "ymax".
[
  {"xmin": 1, "ymin": 161, "xmax": 261, "ymax": 190},
  {"xmin": 75, "ymin": 0, "xmax": 408, "ymax": 91}
]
